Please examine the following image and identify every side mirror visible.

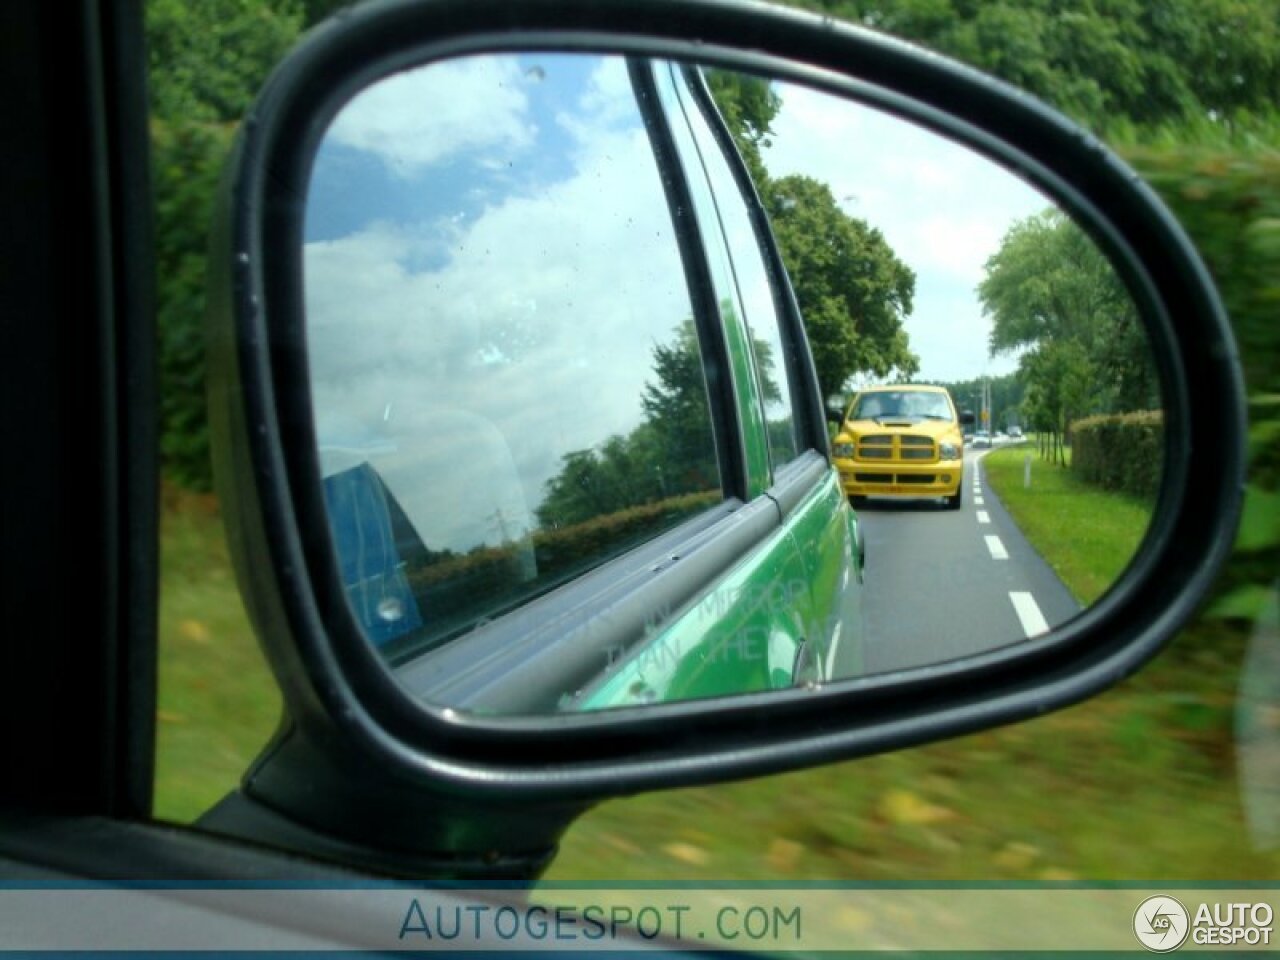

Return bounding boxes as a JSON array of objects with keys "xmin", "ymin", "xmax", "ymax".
[
  {"xmin": 825, "ymin": 407, "xmax": 845, "ymax": 426},
  {"xmin": 204, "ymin": 0, "xmax": 1244, "ymax": 877},
  {"xmin": 960, "ymin": 409, "xmax": 977, "ymax": 427}
]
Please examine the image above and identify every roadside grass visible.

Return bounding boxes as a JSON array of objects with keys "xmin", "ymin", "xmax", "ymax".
[
  {"xmin": 155, "ymin": 494, "xmax": 1277, "ymax": 880},
  {"xmin": 980, "ymin": 444, "xmax": 1154, "ymax": 605},
  {"xmin": 549, "ymin": 618, "xmax": 1271, "ymax": 881},
  {"xmin": 155, "ymin": 485, "xmax": 279, "ymax": 824}
]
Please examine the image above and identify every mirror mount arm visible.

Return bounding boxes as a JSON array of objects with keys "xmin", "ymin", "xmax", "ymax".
[{"xmin": 197, "ymin": 724, "xmax": 582, "ymax": 881}]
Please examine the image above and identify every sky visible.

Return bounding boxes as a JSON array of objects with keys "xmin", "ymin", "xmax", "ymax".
[{"xmin": 763, "ymin": 81, "xmax": 1051, "ymax": 385}]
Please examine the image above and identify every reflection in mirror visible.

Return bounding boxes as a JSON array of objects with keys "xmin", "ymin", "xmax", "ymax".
[{"xmin": 304, "ymin": 52, "xmax": 1163, "ymax": 716}]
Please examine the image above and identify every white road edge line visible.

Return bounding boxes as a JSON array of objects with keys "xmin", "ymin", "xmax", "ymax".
[
  {"xmin": 976, "ymin": 510, "xmax": 991, "ymax": 524},
  {"xmin": 1010, "ymin": 591, "xmax": 1050, "ymax": 638},
  {"xmin": 985, "ymin": 535, "xmax": 1008, "ymax": 560},
  {"xmin": 975, "ymin": 496, "xmax": 985, "ymax": 506}
]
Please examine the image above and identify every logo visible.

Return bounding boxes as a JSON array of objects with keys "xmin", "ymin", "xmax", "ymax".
[{"xmin": 1134, "ymin": 896, "xmax": 1190, "ymax": 952}]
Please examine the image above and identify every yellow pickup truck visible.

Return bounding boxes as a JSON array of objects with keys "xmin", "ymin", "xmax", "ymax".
[{"xmin": 830, "ymin": 384, "xmax": 974, "ymax": 510}]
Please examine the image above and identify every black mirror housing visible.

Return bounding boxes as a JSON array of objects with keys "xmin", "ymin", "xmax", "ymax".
[{"xmin": 204, "ymin": 0, "xmax": 1245, "ymax": 876}]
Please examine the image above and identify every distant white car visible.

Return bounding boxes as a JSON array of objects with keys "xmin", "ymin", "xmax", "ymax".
[{"xmin": 972, "ymin": 430, "xmax": 992, "ymax": 448}]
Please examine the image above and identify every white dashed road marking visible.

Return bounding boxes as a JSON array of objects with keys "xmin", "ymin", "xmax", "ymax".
[
  {"xmin": 1010, "ymin": 591, "xmax": 1050, "ymax": 638},
  {"xmin": 984, "ymin": 535, "xmax": 1008, "ymax": 560},
  {"xmin": 976, "ymin": 510, "xmax": 990, "ymax": 524},
  {"xmin": 975, "ymin": 496, "xmax": 985, "ymax": 506}
]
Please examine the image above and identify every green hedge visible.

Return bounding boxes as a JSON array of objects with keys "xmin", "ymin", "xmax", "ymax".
[
  {"xmin": 1122, "ymin": 145, "xmax": 1280, "ymax": 617},
  {"xmin": 396, "ymin": 490, "xmax": 723, "ymax": 649},
  {"xmin": 1071, "ymin": 411, "xmax": 1164, "ymax": 499}
]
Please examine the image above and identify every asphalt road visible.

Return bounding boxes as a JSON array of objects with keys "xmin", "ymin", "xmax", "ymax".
[{"xmin": 855, "ymin": 443, "xmax": 1080, "ymax": 676}]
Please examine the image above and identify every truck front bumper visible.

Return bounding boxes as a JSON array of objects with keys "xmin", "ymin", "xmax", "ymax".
[{"xmin": 835, "ymin": 459, "xmax": 962, "ymax": 498}]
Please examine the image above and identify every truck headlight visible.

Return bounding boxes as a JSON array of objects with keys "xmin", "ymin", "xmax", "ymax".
[
  {"xmin": 939, "ymin": 442, "xmax": 960, "ymax": 460},
  {"xmin": 833, "ymin": 442, "xmax": 855, "ymax": 459}
]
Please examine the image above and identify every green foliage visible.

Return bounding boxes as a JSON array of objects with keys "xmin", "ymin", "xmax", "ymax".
[
  {"xmin": 1122, "ymin": 148, "xmax": 1280, "ymax": 406},
  {"xmin": 930, "ymin": 373, "xmax": 1021, "ymax": 429},
  {"xmin": 980, "ymin": 211, "xmax": 1154, "ymax": 465},
  {"xmin": 403, "ymin": 491, "xmax": 721, "ymax": 642},
  {"xmin": 147, "ymin": 0, "xmax": 304, "ymax": 489},
  {"xmin": 538, "ymin": 321, "xmax": 720, "ymax": 530},
  {"xmin": 778, "ymin": 0, "xmax": 1280, "ymax": 136},
  {"xmin": 705, "ymin": 70, "xmax": 782, "ymax": 184},
  {"xmin": 152, "ymin": 119, "xmax": 237, "ymax": 489},
  {"xmin": 146, "ymin": 0, "xmax": 303, "ymax": 125},
  {"xmin": 982, "ymin": 210, "xmax": 1155, "ymax": 411},
  {"xmin": 1071, "ymin": 411, "xmax": 1164, "ymax": 499},
  {"xmin": 1120, "ymin": 150, "xmax": 1280, "ymax": 617},
  {"xmin": 760, "ymin": 176, "xmax": 918, "ymax": 397}
]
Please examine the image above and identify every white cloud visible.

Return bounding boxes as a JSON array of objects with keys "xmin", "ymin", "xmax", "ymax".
[{"xmin": 326, "ymin": 56, "xmax": 535, "ymax": 177}]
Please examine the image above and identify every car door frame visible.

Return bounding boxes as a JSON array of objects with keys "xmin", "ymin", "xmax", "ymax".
[{"xmin": 666, "ymin": 60, "xmax": 864, "ymax": 684}]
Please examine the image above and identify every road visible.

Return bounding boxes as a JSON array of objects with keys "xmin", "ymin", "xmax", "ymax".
[{"xmin": 855, "ymin": 443, "xmax": 1080, "ymax": 676}]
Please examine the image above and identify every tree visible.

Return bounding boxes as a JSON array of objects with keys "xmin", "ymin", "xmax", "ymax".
[
  {"xmin": 537, "ymin": 322, "xmax": 719, "ymax": 529},
  {"xmin": 778, "ymin": 0, "xmax": 1280, "ymax": 136},
  {"xmin": 982, "ymin": 211, "xmax": 1125, "ymax": 353},
  {"xmin": 980, "ymin": 209, "xmax": 1157, "ymax": 462},
  {"xmin": 705, "ymin": 69, "xmax": 782, "ymax": 184},
  {"xmin": 761, "ymin": 176, "xmax": 918, "ymax": 398},
  {"xmin": 147, "ymin": 0, "xmax": 304, "ymax": 488},
  {"xmin": 641, "ymin": 321, "xmax": 722, "ymax": 485},
  {"xmin": 146, "ymin": 0, "xmax": 303, "ymax": 125},
  {"xmin": 931, "ymin": 372, "xmax": 1023, "ymax": 429},
  {"xmin": 1019, "ymin": 340, "xmax": 1094, "ymax": 465}
]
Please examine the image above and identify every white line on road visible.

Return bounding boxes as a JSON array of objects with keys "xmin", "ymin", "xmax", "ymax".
[
  {"xmin": 1010, "ymin": 591, "xmax": 1049, "ymax": 638},
  {"xmin": 975, "ymin": 496, "xmax": 985, "ymax": 506},
  {"xmin": 976, "ymin": 510, "xmax": 990, "ymax": 524},
  {"xmin": 985, "ymin": 535, "xmax": 1008, "ymax": 560}
]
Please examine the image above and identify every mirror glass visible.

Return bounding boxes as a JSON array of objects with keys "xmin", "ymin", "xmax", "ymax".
[{"xmin": 303, "ymin": 52, "xmax": 1164, "ymax": 715}]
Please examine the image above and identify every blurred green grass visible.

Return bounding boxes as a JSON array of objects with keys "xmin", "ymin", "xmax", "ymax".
[
  {"xmin": 156, "ymin": 493, "xmax": 1278, "ymax": 880},
  {"xmin": 981, "ymin": 444, "xmax": 1154, "ymax": 605},
  {"xmin": 155, "ymin": 486, "xmax": 280, "ymax": 823}
]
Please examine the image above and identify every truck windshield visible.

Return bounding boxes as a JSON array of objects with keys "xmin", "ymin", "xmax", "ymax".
[{"xmin": 851, "ymin": 391, "xmax": 953, "ymax": 421}]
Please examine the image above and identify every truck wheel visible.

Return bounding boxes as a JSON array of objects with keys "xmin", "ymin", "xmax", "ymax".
[{"xmin": 944, "ymin": 488, "xmax": 962, "ymax": 511}]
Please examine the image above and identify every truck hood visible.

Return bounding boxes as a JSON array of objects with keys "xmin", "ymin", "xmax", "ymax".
[{"xmin": 839, "ymin": 417, "xmax": 960, "ymax": 439}]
